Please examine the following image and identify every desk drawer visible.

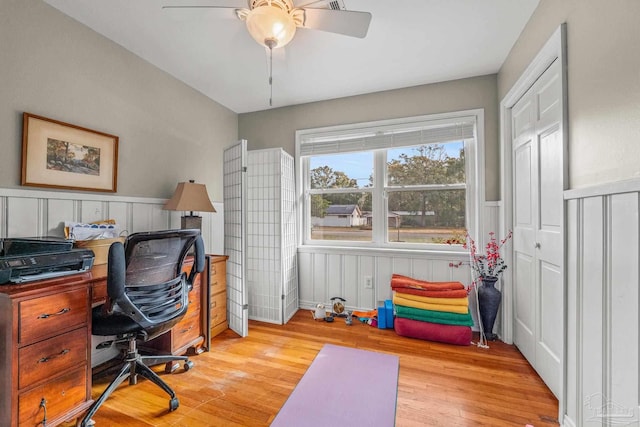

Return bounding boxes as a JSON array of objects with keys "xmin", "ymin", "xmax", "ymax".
[
  {"xmin": 186, "ymin": 282, "xmax": 201, "ymax": 317},
  {"xmin": 172, "ymin": 311, "xmax": 201, "ymax": 350},
  {"xmin": 210, "ymin": 291, "xmax": 227, "ymax": 327},
  {"xmin": 19, "ymin": 287, "xmax": 88, "ymax": 344},
  {"xmin": 19, "ymin": 327, "xmax": 88, "ymax": 390},
  {"xmin": 91, "ymin": 279, "xmax": 107, "ymax": 304},
  {"xmin": 210, "ymin": 260, "xmax": 226, "ymax": 295},
  {"xmin": 19, "ymin": 366, "xmax": 87, "ymax": 427}
]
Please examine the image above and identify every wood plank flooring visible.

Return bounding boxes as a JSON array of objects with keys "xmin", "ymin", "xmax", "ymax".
[{"xmin": 77, "ymin": 311, "xmax": 559, "ymax": 426}]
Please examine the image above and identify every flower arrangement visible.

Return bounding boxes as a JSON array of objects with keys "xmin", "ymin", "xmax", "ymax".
[{"xmin": 465, "ymin": 231, "xmax": 512, "ymax": 280}]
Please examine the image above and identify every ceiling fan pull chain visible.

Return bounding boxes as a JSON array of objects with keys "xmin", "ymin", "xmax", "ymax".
[
  {"xmin": 269, "ymin": 46, "xmax": 273, "ymax": 107},
  {"xmin": 265, "ymin": 38, "xmax": 276, "ymax": 107}
]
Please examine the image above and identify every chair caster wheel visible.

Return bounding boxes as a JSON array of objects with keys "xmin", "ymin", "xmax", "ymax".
[
  {"xmin": 184, "ymin": 360, "xmax": 194, "ymax": 371},
  {"xmin": 169, "ymin": 397, "xmax": 179, "ymax": 412},
  {"xmin": 165, "ymin": 361, "xmax": 180, "ymax": 374}
]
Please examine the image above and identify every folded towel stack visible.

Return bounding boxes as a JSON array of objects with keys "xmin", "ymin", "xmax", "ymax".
[{"xmin": 391, "ymin": 274, "xmax": 472, "ymax": 346}]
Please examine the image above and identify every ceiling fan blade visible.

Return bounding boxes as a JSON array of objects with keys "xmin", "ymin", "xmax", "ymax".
[
  {"xmin": 294, "ymin": 0, "xmax": 327, "ymax": 7},
  {"xmin": 300, "ymin": 8, "xmax": 371, "ymax": 38},
  {"xmin": 162, "ymin": 5, "xmax": 240, "ymax": 20}
]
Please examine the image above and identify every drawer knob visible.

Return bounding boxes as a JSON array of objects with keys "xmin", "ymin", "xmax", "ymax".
[
  {"xmin": 38, "ymin": 348, "xmax": 70, "ymax": 363},
  {"xmin": 37, "ymin": 307, "xmax": 70, "ymax": 319}
]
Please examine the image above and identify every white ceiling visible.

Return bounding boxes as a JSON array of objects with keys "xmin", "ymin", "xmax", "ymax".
[{"xmin": 42, "ymin": 0, "xmax": 539, "ymax": 114}]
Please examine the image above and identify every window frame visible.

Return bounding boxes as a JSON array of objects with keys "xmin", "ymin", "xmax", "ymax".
[{"xmin": 295, "ymin": 109, "xmax": 485, "ymax": 251}]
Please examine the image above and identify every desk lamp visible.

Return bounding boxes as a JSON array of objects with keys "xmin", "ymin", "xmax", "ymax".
[{"xmin": 164, "ymin": 180, "xmax": 215, "ymax": 230}]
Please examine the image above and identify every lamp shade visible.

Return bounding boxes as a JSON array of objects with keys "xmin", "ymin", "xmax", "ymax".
[
  {"xmin": 245, "ymin": 5, "xmax": 296, "ymax": 48},
  {"xmin": 164, "ymin": 181, "xmax": 216, "ymax": 213}
]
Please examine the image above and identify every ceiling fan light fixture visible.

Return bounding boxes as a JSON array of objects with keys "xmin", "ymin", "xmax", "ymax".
[{"xmin": 245, "ymin": 5, "xmax": 296, "ymax": 49}]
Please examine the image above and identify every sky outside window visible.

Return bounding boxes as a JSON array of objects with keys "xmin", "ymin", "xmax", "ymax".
[{"xmin": 309, "ymin": 152, "xmax": 373, "ymax": 188}]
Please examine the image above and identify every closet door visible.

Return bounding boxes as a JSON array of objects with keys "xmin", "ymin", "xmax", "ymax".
[
  {"xmin": 224, "ymin": 140, "xmax": 248, "ymax": 337},
  {"xmin": 512, "ymin": 59, "xmax": 564, "ymax": 397}
]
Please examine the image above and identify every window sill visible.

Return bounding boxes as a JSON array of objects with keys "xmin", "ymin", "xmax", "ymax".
[{"xmin": 298, "ymin": 244, "xmax": 469, "ymax": 260}]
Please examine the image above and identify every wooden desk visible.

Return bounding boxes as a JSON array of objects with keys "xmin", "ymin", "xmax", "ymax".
[
  {"xmin": 0, "ymin": 269, "xmax": 100, "ymax": 427},
  {"xmin": 0, "ymin": 254, "xmax": 226, "ymax": 427}
]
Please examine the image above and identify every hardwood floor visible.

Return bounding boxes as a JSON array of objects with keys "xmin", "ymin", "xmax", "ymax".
[{"xmin": 78, "ymin": 310, "xmax": 559, "ymax": 426}]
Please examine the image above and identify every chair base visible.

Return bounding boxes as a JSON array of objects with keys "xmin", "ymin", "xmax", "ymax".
[{"xmin": 79, "ymin": 338, "xmax": 191, "ymax": 427}]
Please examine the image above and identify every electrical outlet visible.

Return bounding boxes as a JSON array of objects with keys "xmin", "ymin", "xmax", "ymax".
[{"xmin": 364, "ymin": 276, "xmax": 373, "ymax": 289}]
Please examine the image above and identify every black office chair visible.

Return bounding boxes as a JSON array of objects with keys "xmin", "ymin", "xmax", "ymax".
[{"xmin": 79, "ymin": 229, "xmax": 205, "ymax": 426}]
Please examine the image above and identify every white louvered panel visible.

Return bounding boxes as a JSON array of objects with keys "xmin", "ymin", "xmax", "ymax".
[
  {"xmin": 580, "ymin": 195, "xmax": 604, "ymax": 419},
  {"xmin": 246, "ymin": 149, "xmax": 298, "ymax": 324},
  {"xmin": 0, "ymin": 188, "xmax": 222, "ymax": 254},
  {"xmin": 105, "ymin": 201, "xmax": 129, "ymax": 231},
  {"xmin": 565, "ymin": 199, "xmax": 579, "ymax": 425},
  {"xmin": 359, "ymin": 255, "xmax": 375, "ymax": 309},
  {"xmin": 7, "ymin": 197, "xmax": 40, "ymax": 237},
  {"xmin": 280, "ymin": 150, "xmax": 298, "ymax": 323},
  {"xmin": 392, "ymin": 257, "xmax": 411, "ymax": 277},
  {"xmin": 608, "ymin": 193, "xmax": 639, "ymax": 421},
  {"xmin": 376, "ymin": 256, "xmax": 394, "ymax": 302},
  {"xmin": 80, "ymin": 200, "xmax": 104, "ymax": 224},
  {"xmin": 326, "ymin": 254, "xmax": 342, "ymax": 302},
  {"xmin": 135, "ymin": 202, "xmax": 169, "ymax": 232},
  {"xmin": 224, "ymin": 141, "xmax": 248, "ymax": 337},
  {"xmin": 565, "ymin": 182, "xmax": 640, "ymax": 425},
  {"xmin": 148, "ymin": 203, "xmax": 170, "ymax": 230},
  {"xmin": 297, "ymin": 251, "xmax": 313, "ymax": 304},
  {"xmin": 246, "ymin": 148, "xmax": 282, "ymax": 324},
  {"xmin": 342, "ymin": 255, "xmax": 359, "ymax": 310},
  {"xmin": 47, "ymin": 198, "xmax": 75, "ymax": 236},
  {"xmin": 312, "ymin": 252, "xmax": 326, "ymax": 304},
  {"xmin": 131, "ymin": 203, "xmax": 157, "ymax": 232},
  {"xmin": 410, "ymin": 258, "xmax": 431, "ymax": 281}
]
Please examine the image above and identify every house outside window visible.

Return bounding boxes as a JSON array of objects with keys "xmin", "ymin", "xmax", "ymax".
[{"xmin": 296, "ymin": 110, "xmax": 485, "ymax": 250}]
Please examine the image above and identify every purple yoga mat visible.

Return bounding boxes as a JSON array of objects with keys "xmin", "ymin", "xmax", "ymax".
[{"xmin": 271, "ymin": 344, "xmax": 399, "ymax": 427}]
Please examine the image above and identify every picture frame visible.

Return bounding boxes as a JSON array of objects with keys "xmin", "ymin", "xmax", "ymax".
[{"xmin": 21, "ymin": 113, "xmax": 119, "ymax": 193}]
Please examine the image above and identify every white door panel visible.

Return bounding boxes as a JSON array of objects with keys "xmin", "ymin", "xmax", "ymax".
[
  {"xmin": 538, "ymin": 128, "xmax": 563, "ymax": 230},
  {"xmin": 514, "ymin": 252, "xmax": 535, "ymax": 361},
  {"xmin": 514, "ymin": 143, "xmax": 533, "ymax": 227},
  {"xmin": 512, "ymin": 59, "xmax": 563, "ymax": 398}
]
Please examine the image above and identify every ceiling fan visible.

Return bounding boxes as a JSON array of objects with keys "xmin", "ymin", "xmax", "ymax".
[
  {"xmin": 163, "ymin": 0, "xmax": 372, "ymax": 107},
  {"xmin": 163, "ymin": 0, "xmax": 372, "ymax": 50}
]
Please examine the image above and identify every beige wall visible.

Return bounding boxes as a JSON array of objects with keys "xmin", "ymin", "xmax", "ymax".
[
  {"xmin": 0, "ymin": 0, "xmax": 237, "ymax": 201},
  {"xmin": 239, "ymin": 75, "xmax": 501, "ymax": 200},
  {"xmin": 499, "ymin": 0, "xmax": 640, "ymax": 189}
]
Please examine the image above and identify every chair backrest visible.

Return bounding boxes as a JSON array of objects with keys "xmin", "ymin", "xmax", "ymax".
[{"xmin": 106, "ymin": 229, "xmax": 205, "ymax": 339}]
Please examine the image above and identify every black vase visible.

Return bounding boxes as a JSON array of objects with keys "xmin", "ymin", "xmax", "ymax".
[{"xmin": 477, "ymin": 276, "xmax": 501, "ymax": 341}]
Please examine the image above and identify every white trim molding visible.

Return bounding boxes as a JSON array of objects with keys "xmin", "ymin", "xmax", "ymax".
[{"xmin": 0, "ymin": 187, "xmax": 224, "ymax": 255}]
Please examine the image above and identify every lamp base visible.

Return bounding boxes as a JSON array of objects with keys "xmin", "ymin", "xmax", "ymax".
[{"xmin": 181, "ymin": 215, "xmax": 202, "ymax": 230}]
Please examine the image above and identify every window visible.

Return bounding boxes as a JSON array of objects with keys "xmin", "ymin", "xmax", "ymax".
[{"xmin": 296, "ymin": 110, "xmax": 484, "ymax": 249}]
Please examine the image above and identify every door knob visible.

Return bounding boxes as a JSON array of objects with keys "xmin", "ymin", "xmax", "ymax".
[{"xmin": 534, "ymin": 242, "xmax": 541, "ymax": 249}]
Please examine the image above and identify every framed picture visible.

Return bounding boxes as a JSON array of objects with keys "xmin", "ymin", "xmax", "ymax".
[{"xmin": 21, "ymin": 113, "xmax": 119, "ymax": 193}]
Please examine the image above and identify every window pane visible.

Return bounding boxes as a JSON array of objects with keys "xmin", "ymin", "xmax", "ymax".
[
  {"xmin": 387, "ymin": 189, "xmax": 466, "ymax": 243},
  {"xmin": 387, "ymin": 142, "xmax": 465, "ymax": 186},
  {"xmin": 310, "ymin": 152, "xmax": 373, "ymax": 189},
  {"xmin": 310, "ymin": 193, "xmax": 372, "ymax": 242}
]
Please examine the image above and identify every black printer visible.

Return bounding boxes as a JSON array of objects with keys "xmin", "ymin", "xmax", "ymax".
[{"xmin": 0, "ymin": 237, "xmax": 94, "ymax": 284}]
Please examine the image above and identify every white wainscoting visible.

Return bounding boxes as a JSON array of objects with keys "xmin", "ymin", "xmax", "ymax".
[
  {"xmin": 564, "ymin": 180, "xmax": 640, "ymax": 426},
  {"xmin": 0, "ymin": 187, "xmax": 224, "ymax": 367},
  {"xmin": 0, "ymin": 187, "xmax": 224, "ymax": 254},
  {"xmin": 298, "ymin": 203, "xmax": 501, "ymax": 331}
]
